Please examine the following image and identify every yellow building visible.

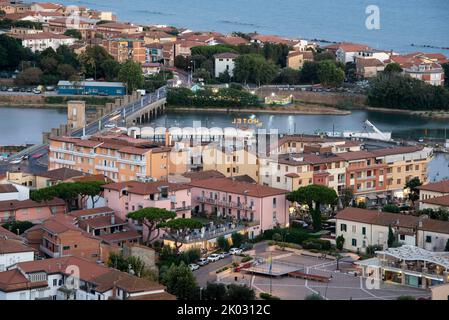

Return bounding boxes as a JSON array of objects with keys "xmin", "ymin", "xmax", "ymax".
[
  {"xmin": 287, "ymin": 50, "xmax": 314, "ymax": 70},
  {"xmin": 202, "ymin": 144, "xmax": 259, "ymax": 183}
]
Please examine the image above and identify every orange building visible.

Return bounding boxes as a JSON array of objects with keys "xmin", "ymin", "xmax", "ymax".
[
  {"xmin": 102, "ymin": 38, "xmax": 146, "ymax": 64},
  {"xmin": 48, "ymin": 134, "xmax": 186, "ymax": 182},
  {"xmin": 24, "ymin": 214, "xmax": 102, "ymax": 261}
]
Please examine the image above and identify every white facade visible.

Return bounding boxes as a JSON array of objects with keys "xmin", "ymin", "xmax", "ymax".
[
  {"xmin": 0, "ymin": 251, "xmax": 34, "ymax": 272},
  {"xmin": 0, "ymin": 183, "xmax": 30, "ymax": 201},
  {"xmin": 19, "ymin": 35, "xmax": 76, "ymax": 53},
  {"xmin": 214, "ymin": 56, "xmax": 237, "ymax": 78}
]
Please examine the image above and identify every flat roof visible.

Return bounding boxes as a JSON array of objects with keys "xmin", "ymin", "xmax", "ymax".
[
  {"xmin": 57, "ymin": 81, "xmax": 125, "ymax": 88},
  {"xmin": 376, "ymin": 245, "xmax": 449, "ymax": 269}
]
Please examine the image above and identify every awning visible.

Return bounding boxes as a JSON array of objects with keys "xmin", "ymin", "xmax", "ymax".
[
  {"xmin": 366, "ymin": 195, "xmax": 377, "ymax": 200},
  {"xmin": 377, "ymin": 194, "xmax": 386, "ymax": 199}
]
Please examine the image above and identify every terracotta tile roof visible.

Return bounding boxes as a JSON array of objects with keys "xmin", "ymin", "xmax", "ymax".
[
  {"xmin": 182, "ymin": 170, "xmax": 226, "ymax": 181},
  {"xmin": 98, "ymin": 230, "xmax": 142, "ymax": 244},
  {"xmin": 17, "ymin": 256, "xmax": 110, "ymax": 280},
  {"xmin": 0, "ymin": 184, "xmax": 18, "ymax": 194},
  {"xmin": 214, "ymin": 52, "xmax": 239, "ymax": 59},
  {"xmin": 93, "ymin": 269, "xmax": 164, "ymax": 293},
  {"xmin": 189, "ymin": 177, "xmax": 287, "ymax": 198},
  {"xmin": 337, "ymin": 150, "xmax": 374, "ymax": 161},
  {"xmin": 78, "ymin": 215, "xmax": 126, "ymax": 229},
  {"xmin": 0, "ymin": 226, "xmax": 22, "ymax": 241},
  {"xmin": 118, "ymin": 146, "xmax": 152, "ymax": 155},
  {"xmin": 417, "ymin": 180, "xmax": 449, "ymax": 193},
  {"xmin": 421, "ymin": 219, "xmax": 449, "ymax": 234},
  {"xmin": 326, "ymin": 42, "xmax": 371, "ymax": 52},
  {"xmin": 102, "ymin": 181, "xmax": 189, "ymax": 195},
  {"xmin": 215, "ymin": 36, "xmax": 249, "ymax": 46},
  {"xmin": 285, "ymin": 173, "xmax": 300, "ymax": 178},
  {"xmin": 36, "ymin": 168, "xmax": 88, "ymax": 181},
  {"xmin": 421, "ymin": 194, "xmax": 449, "ymax": 207},
  {"xmin": 0, "ymin": 269, "xmax": 47, "ymax": 293},
  {"xmin": 336, "ymin": 207, "xmax": 419, "ymax": 228},
  {"xmin": 356, "ymin": 58, "xmax": 384, "ymax": 67},
  {"xmin": 0, "ymin": 239, "xmax": 35, "ymax": 254},
  {"xmin": 26, "ymin": 214, "xmax": 78, "ymax": 235},
  {"xmin": 69, "ymin": 207, "xmax": 115, "ymax": 219},
  {"xmin": 0, "ymin": 198, "xmax": 65, "ymax": 212},
  {"xmin": 10, "ymin": 32, "xmax": 74, "ymax": 40},
  {"xmin": 128, "ymin": 291, "xmax": 177, "ymax": 300},
  {"xmin": 371, "ymin": 145, "xmax": 424, "ymax": 157}
]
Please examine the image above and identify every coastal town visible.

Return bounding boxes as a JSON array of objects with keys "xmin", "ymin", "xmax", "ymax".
[{"xmin": 0, "ymin": 0, "xmax": 449, "ymax": 304}]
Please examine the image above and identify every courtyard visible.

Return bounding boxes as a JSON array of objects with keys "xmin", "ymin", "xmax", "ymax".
[{"xmin": 216, "ymin": 250, "xmax": 431, "ymax": 300}]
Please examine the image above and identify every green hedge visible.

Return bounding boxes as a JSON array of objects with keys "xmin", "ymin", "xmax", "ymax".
[
  {"xmin": 302, "ymin": 238, "xmax": 332, "ymax": 251},
  {"xmin": 260, "ymin": 293, "xmax": 281, "ymax": 300},
  {"xmin": 45, "ymin": 96, "xmax": 115, "ymax": 105},
  {"xmin": 167, "ymin": 87, "xmax": 260, "ymax": 108}
]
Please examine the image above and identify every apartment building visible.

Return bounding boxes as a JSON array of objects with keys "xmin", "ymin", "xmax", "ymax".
[
  {"xmin": 102, "ymin": 180, "xmax": 191, "ymax": 220},
  {"xmin": 202, "ymin": 144, "xmax": 259, "ymax": 182},
  {"xmin": 24, "ymin": 214, "xmax": 103, "ymax": 261},
  {"xmin": 48, "ymin": 135, "xmax": 183, "ymax": 182},
  {"xmin": 336, "ymin": 207, "xmax": 449, "ymax": 253},
  {"xmin": 0, "ymin": 198, "xmax": 66, "ymax": 224},
  {"xmin": 390, "ymin": 53, "xmax": 446, "ymax": 86},
  {"xmin": 287, "ymin": 50, "xmax": 314, "ymax": 70},
  {"xmin": 95, "ymin": 22, "xmax": 142, "ymax": 38},
  {"xmin": 69, "ymin": 207, "xmax": 141, "ymax": 246},
  {"xmin": 44, "ymin": 17, "xmax": 96, "ymax": 39},
  {"xmin": 102, "ymin": 37, "xmax": 146, "ymax": 64},
  {"xmin": 9, "ymin": 32, "xmax": 76, "ymax": 52},
  {"xmin": 189, "ymin": 177, "xmax": 289, "ymax": 236},
  {"xmin": 260, "ymin": 144, "xmax": 432, "ymax": 205},
  {"xmin": 418, "ymin": 180, "xmax": 449, "ymax": 211},
  {"xmin": 325, "ymin": 42, "xmax": 372, "ymax": 64},
  {"xmin": 0, "ymin": 256, "xmax": 174, "ymax": 300}
]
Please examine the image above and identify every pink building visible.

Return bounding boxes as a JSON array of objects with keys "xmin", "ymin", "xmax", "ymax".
[
  {"xmin": 102, "ymin": 181, "xmax": 192, "ymax": 238},
  {"xmin": 189, "ymin": 178, "xmax": 290, "ymax": 238},
  {"xmin": 0, "ymin": 198, "xmax": 66, "ymax": 224}
]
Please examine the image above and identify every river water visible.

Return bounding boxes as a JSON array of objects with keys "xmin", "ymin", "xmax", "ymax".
[{"xmin": 54, "ymin": 0, "xmax": 449, "ymax": 53}]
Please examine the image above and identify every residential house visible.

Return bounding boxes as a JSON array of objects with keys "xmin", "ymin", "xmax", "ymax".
[
  {"xmin": 0, "ymin": 256, "xmax": 174, "ymax": 300},
  {"xmin": 355, "ymin": 57, "xmax": 385, "ymax": 79},
  {"xmin": 325, "ymin": 42, "xmax": 372, "ymax": 64},
  {"xmin": 214, "ymin": 52, "xmax": 239, "ymax": 78},
  {"xmin": 69, "ymin": 207, "xmax": 141, "ymax": 247},
  {"xmin": 0, "ymin": 239, "xmax": 35, "ymax": 272},
  {"xmin": 0, "ymin": 183, "xmax": 29, "ymax": 201},
  {"xmin": 287, "ymin": 51, "xmax": 314, "ymax": 70},
  {"xmin": 24, "ymin": 214, "xmax": 102, "ymax": 261},
  {"xmin": 102, "ymin": 37, "xmax": 146, "ymax": 64},
  {"xmin": 336, "ymin": 207, "xmax": 449, "ymax": 253},
  {"xmin": 418, "ymin": 180, "xmax": 449, "ymax": 210},
  {"xmin": 0, "ymin": 198, "xmax": 66, "ymax": 224}
]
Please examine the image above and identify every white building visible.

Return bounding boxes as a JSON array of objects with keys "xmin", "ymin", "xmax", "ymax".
[
  {"xmin": 0, "ymin": 256, "xmax": 173, "ymax": 300},
  {"xmin": 418, "ymin": 180, "xmax": 449, "ymax": 210},
  {"xmin": 336, "ymin": 207, "xmax": 449, "ymax": 253},
  {"xmin": 330, "ymin": 43, "xmax": 372, "ymax": 64},
  {"xmin": 0, "ymin": 183, "xmax": 29, "ymax": 201},
  {"xmin": 214, "ymin": 52, "xmax": 239, "ymax": 78},
  {"xmin": 0, "ymin": 239, "xmax": 35, "ymax": 272},
  {"xmin": 9, "ymin": 32, "xmax": 76, "ymax": 53}
]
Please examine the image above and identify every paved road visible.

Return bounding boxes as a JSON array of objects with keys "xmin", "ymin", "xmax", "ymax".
[{"xmin": 0, "ymin": 155, "xmax": 47, "ymax": 174}]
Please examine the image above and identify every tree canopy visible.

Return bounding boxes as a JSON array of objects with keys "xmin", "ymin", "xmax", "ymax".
[
  {"xmin": 233, "ymin": 54, "xmax": 279, "ymax": 85},
  {"xmin": 127, "ymin": 207, "xmax": 176, "ymax": 244},
  {"xmin": 162, "ymin": 262, "xmax": 198, "ymax": 300},
  {"xmin": 118, "ymin": 59, "xmax": 144, "ymax": 93},
  {"xmin": 158, "ymin": 218, "xmax": 203, "ymax": 252}
]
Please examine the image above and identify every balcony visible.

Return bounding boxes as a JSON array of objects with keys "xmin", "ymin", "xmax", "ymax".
[
  {"xmin": 196, "ymin": 197, "xmax": 255, "ymax": 211},
  {"xmin": 171, "ymin": 205, "xmax": 192, "ymax": 212},
  {"xmin": 95, "ymin": 165, "xmax": 119, "ymax": 173},
  {"xmin": 49, "ymin": 157, "xmax": 75, "ymax": 166},
  {"xmin": 162, "ymin": 219, "xmax": 259, "ymax": 243},
  {"xmin": 39, "ymin": 245, "xmax": 61, "ymax": 258}
]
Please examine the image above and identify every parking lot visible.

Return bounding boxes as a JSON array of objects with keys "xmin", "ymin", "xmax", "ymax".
[{"xmin": 217, "ymin": 250, "xmax": 430, "ymax": 300}]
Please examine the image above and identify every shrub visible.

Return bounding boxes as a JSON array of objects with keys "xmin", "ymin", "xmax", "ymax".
[
  {"xmin": 302, "ymin": 239, "xmax": 332, "ymax": 251},
  {"xmin": 241, "ymin": 256, "xmax": 252, "ymax": 263},
  {"xmin": 260, "ymin": 292, "xmax": 281, "ymax": 300},
  {"xmin": 383, "ymin": 204, "xmax": 400, "ymax": 213},
  {"xmin": 305, "ymin": 293, "xmax": 324, "ymax": 300}
]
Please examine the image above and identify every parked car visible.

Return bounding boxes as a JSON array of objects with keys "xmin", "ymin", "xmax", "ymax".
[
  {"xmin": 7, "ymin": 88, "xmax": 13, "ymax": 92},
  {"xmin": 197, "ymin": 258, "xmax": 209, "ymax": 266},
  {"xmin": 229, "ymin": 248, "xmax": 242, "ymax": 255},
  {"xmin": 219, "ymin": 252, "xmax": 230, "ymax": 259},
  {"xmin": 33, "ymin": 88, "xmax": 41, "ymax": 94},
  {"xmin": 240, "ymin": 242, "xmax": 253, "ymax": 252},
  {"xmin": 207, "ymin": 254, "xmax": 221, "ymax": 262},
  {"xmin": 189, "ymin": 263, "xmax": 200, "ymax": 271}
]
